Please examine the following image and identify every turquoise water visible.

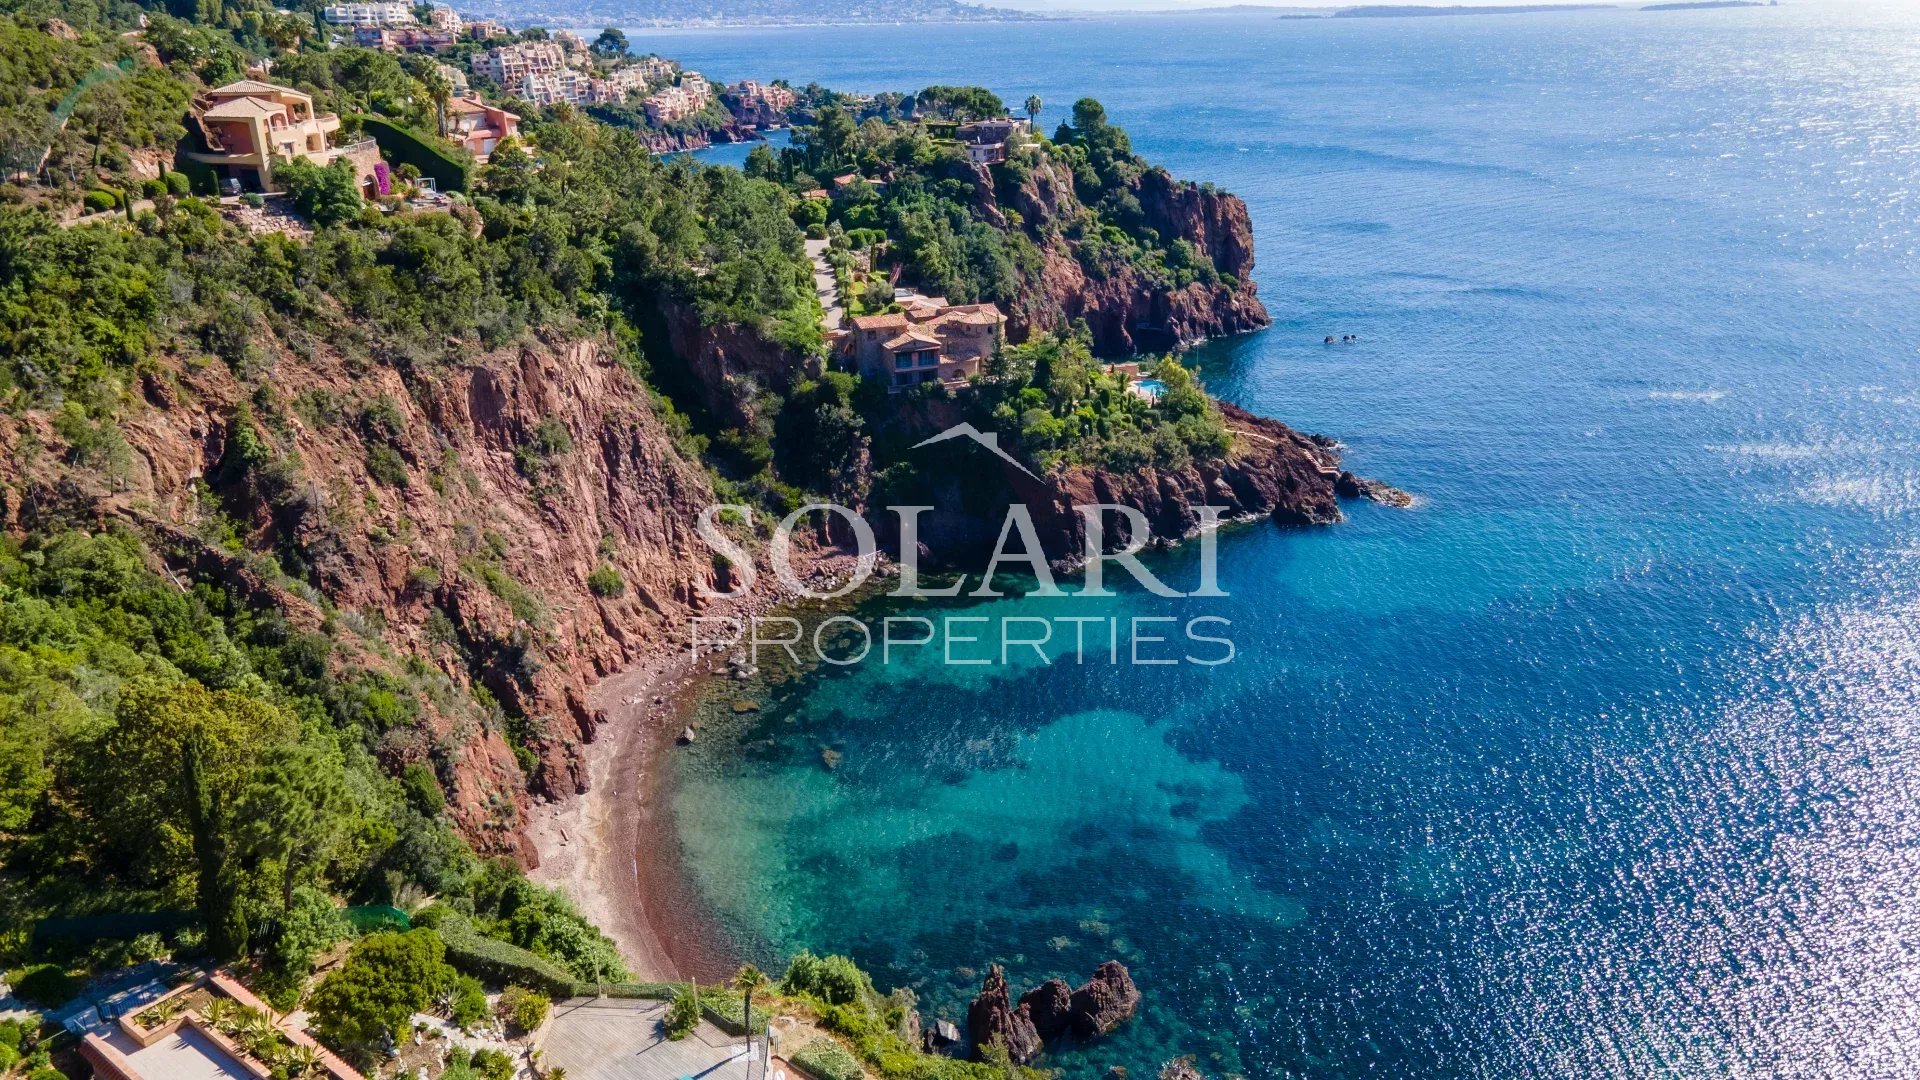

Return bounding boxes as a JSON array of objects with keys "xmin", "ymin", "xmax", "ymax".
[{"xmin": 659, "ymin": 6, "xmax": 1920, "ymax": 1076}]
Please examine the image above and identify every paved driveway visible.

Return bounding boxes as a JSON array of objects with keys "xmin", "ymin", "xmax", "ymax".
[
  {"xmin": 540, "ymin": 999, "xmax": 754, "ymax": 1080},
  {"xmin": 804, "ymin": 238, "xmax": 842, "ymax": 332}
]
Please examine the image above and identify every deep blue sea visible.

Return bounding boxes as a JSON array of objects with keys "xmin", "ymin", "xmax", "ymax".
[{"xmin": 647, "ymin": 5, "xmax": 1920, "ymax": 1076}]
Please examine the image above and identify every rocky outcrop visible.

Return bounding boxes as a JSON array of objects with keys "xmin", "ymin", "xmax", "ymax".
[
  {"xmin": 967, "ymin": 961, "xmax": 1140, "ymax": 1065},
  {"xmin": 1159, "ymin": 1058, "xmax": 1207, "ymax": 1080},
  {"xmin": 966, "ymin": 965, "xmax": 1041, "ymax": 1064},
  {"xmin": 1019, "ymin": 979, "xmax": 1074, "ymax": 1042},
  {"xmin": 655, "ymin": 296, "xmax": 821, "ymax": 427},
  {"xmin": 974, "ymin": 159, "xmax": 1271, "ymax": 355},
  {"xmin": 877, "ymin": 398, "xmax": 1349, "ymax": 564},
  {"xmin": 638, "ymin": 123, "xmax": 761, "ymax": 154},
  {"xmin": 1337, "ymin": 470, "xmax": 1415, "ymax": 508},
  {"xmin": 1017, "ymin": 402, "xmax": 1344, "ymax": 560},
  {"xmin": 1067, "ymin": 961, "xmax": 1141, "ymax": 1039}
]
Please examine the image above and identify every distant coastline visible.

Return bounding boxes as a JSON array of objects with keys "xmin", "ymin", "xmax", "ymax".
[
  {"xmin": 1641, "ymin": 0, "xmax": 1766, "ymax": 9},
  {"xmin": 1330, "ymin": 3, "xmax": 1615, "ymax": 16}
]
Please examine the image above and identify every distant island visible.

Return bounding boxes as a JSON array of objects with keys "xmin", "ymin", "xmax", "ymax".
[
  {"xmin": 1331, "ymin": 3, "xmax": 1616, "ymax": 15},
  {"xmin": 451, "ymin": 0, "xmax": 1043, "ymax": 27},
  {"xmin": 1642, "ymin": 0, "xmax": 1769, "ymax": 9}
]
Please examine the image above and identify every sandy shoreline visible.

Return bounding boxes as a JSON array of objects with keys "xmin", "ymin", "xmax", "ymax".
[{"xmin": 526, "ymin": 550, "xmax": 876, "ymax": 982}]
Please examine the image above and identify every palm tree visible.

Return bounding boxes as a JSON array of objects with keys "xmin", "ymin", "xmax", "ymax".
[
  {"xmin": 1024, "ymin": 95, "xmax": 1042, "ymax": 126},
  {"xmin": 732, "ymin": 964, "xmax": 768, "ymax": 1036},
  {"xmin": 419, "ymin": 66, "xmax": 453, "ymax": 138}
]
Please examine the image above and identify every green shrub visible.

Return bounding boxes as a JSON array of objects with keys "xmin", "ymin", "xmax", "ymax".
[
  {"xmin": 663, "ymin": 985, "xmax": 699, "ymax": 1040},
  {"xmin": 277, "ymin": 156, "xmax": 364, "ymax": 227},
  {"xmin": 780, "ymin": 950, "xmax": 868, "ymax": 1006},
  {"xmin": 586, "ymin": 564, "xmax": 623, "ymax": 598},
  {"xmin": 497, "ymin": 986, "xmax": 549, "ymax": 1033},
  {"xmin": 0, "ymin": 1043, "xmax": 20, "ymax": 1072},
  {"xmin": 83, "ymin": 189, "xmax": 117, "ymax": 213},
  {"xmin": 469, "ymin": 1049, "xmax": 513, "ymax": 1080},
  {"xmin": 8, "ymin": 964, "xmax": 80, "ymax": 1005},
  {"xmin": 791, "ymin": 1039, "xmax": 862, "ymax": 1080},
  {"xmin": 366, "ymin": 444, "xmax": 409, "ymax": 487},
  {"xmin": 307, "ymin": 929, "xmax": 452, "ymax": 1047},
  {"xmin": 164, "ymin": 171, "xmax": 190, "ymax": 196},
  {"xmin": 448, "ymin": 975, "xmax": 488, "ymax": 1028},
  {"xmin": 401, "ymin": 762, "xmax": 446, "ymax": 815},
  {"xmin": 27, "ymin": 1067, "xmax": 66, "ymax": 1080},
  {"xmin": 406, "ymin": 564, "xmax": 442, "ymax": 594},
  {"xmin": 140, "ymin": 178, "xmax": 167, "ymax": 199}
]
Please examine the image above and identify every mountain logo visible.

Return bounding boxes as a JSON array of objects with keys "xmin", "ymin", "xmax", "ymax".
[{"xmin": 911, "ymin": 423, "xmax": 1040, "ymax": 480}]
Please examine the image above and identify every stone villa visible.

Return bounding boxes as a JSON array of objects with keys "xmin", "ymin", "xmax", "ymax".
[{"xmin": 845, "ymin": 298, "xmax": 1008, "ymax": 391}]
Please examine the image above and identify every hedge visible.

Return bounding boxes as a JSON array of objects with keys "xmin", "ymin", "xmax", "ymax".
[
  {"xmin": 32, "ymin": 911, "xmax": 194, "ymax": 950},
  {"xmin": 791, "ymin": 1039, "xmax": 862, "ymax": 1080},
  {"xmin": 354, "ymin": 115, "xmax": 471, "ymax": 192},
  {"xmin": 173, "ymin": 156, "xmax": 219, "ymax": 196},
  {"xmin": 434, "ymin": 917, "xmax": 577, "ymax": 997}
]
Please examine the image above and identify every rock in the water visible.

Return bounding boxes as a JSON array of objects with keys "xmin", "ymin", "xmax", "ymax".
[
  {"xmin": 1068, "ymin": 960, "xmax": 1141, "ymax": 1039},
  {"xmin": 924, "ymin": 1018, "xmax": 962, "ymax": 1053},
  {"xmin": 1159, "ymin": 1057, "xmax": 1205, "ymax": 1080},
  {"xmin": 967, "ymin": 964, "xmax": 1041, "ymax": 1064},
  {"xmin": 677, "ymin": 726, "xmax": 696, "ymax": 744},
  {"xmin": 1020, "ymin": 979, "xmax": 1074, "ymax": 1042},
  {"xmin": 1335, "ymin": 470, "xmax": 1413, "ymax": 508}
]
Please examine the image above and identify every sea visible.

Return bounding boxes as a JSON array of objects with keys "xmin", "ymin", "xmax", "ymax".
[{"xmin": 641, "ymin": 4, "xmax": 1920, "ymax": 1076}]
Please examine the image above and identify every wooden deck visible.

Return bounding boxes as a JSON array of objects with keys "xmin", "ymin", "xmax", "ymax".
[{"xmin": 539, "ymin": 998, "xmax": 755, "ymax": 1080}]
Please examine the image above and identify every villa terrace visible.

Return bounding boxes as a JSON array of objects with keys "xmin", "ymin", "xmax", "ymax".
[{"xmin": 76, "ymin": 972, "xmax": 362, "ymax": 1080}]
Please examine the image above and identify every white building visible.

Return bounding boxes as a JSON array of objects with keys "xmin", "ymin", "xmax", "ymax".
[
  {"xmin": 520, "ymin": 69, "xmax": 593, "ymax": 106},
  {"xmin": 321, "ymin": 2, "xmax": 414, "ymax": 27},
  {"xmin": 426, "ymin": 5, "xmax": 461, "ymax": 30}
]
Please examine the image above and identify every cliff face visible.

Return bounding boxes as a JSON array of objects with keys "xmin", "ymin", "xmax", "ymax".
[
  {"xmin": 3, "ymin": 326, "xmax": 725, "ymax": 864},
  {"xmin": 977, "ymin": 160, "xmax": 1272, "ymax": 355},
  {"xmin": 655, "ymin": 296, "xmax": 820, "ymax": 426}
]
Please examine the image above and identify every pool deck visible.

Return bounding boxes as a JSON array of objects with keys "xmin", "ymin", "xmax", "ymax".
[{"xmin": 539, "ymin": 998, "xmax": 755, "ymax": 1080}]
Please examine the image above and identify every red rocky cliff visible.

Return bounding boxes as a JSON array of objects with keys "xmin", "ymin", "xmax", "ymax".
[{"xmin": 972, "ymin": 158, "xmax": 1271, "ymax": 355}]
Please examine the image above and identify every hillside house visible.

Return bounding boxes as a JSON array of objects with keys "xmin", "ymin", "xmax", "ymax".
[
  {"xmin": 845, "ymin": 300, "xmax": 1007, "ymax": 391},
  {"xmin": 184, "ymin": 80, "xmax": 380, "ymax": 193},
  {"xmin": 445, "ymin": 97, "xmax": 519, "ymax": 162}
]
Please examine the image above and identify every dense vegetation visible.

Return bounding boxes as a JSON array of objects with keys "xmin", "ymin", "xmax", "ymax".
[{"xmin": 0, "ymin": 530, "xmax": 621, "ymax": 1010}]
